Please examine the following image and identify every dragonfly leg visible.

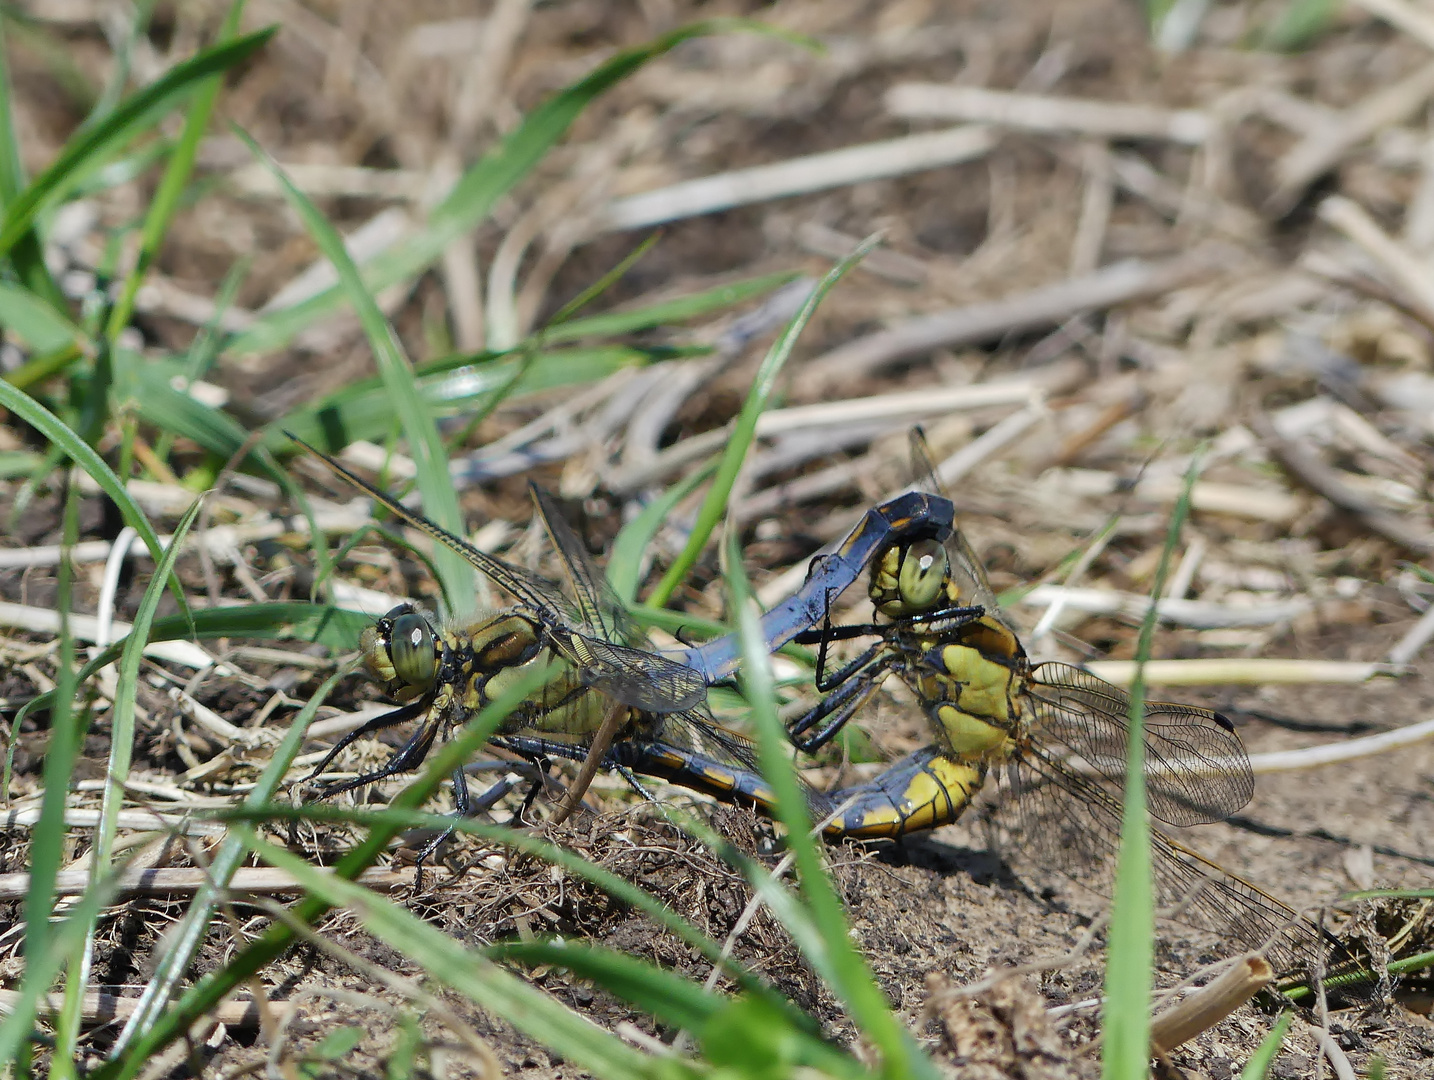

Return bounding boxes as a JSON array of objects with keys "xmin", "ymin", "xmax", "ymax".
[
  {"xmin": 787, "ymin": 666, "xmax": 890, "ymax": 751},
  {"xmin": 303, "ymin": 699, "xmax": 429, "ymax": 788},
  {"xmin": 412, "ymin": 765, "xmax": 469, "ymax": 890},
  {"xmin": 308, "ymin": 706, "xmax": 442, "ymax": 802}
]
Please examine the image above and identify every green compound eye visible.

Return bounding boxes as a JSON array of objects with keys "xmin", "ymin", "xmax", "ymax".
[
  {"xmin": 897, "ymin": 538, "xmax": 948, "ymax": 612},
  {"xmin": 388, "ymin": 612, "xmax": 437, "ymax": 689}
]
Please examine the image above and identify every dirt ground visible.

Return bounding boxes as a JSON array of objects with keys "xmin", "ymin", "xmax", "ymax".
[{"xmin": 8, "ymin": 0, "xmax": 1434, "ymax": 1076}]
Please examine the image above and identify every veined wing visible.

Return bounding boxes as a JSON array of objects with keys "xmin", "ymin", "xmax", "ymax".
[
  {"xmin": 528, "ymin": 484, "xmax": 706, "ymax": 713},
  {"xmin": 292, "ymin": 436, "xmax": 705, "ymax": 714},
  {"xmin": 1027, "ymin": 662, "xmax": 1254, "ymax": 827},
  {"xmin": 982, "ymin": 741, "xmax": 1371, "ymax": 995}
]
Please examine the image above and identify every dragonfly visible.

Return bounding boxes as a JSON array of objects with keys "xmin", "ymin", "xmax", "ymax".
[
  {"xmin": 293, "ymin": 436, "xmax": 986, "ymax": 851},
  {"xmin": 767, "ymin": 432, "xmax": 1374, "ymax": 999}
]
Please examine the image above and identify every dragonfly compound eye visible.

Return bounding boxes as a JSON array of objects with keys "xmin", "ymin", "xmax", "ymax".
[
  {"xmin": 389, "ymin": 612, "xmax": 438, "ymax": 689},
  {"xmin": 898, "ymin": 539, "xmax": 949, "ymax": 612}
]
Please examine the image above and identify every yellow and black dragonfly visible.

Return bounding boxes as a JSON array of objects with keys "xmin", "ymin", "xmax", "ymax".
[
  {"xmin": 775, "ymin": 433, "xmax": 1373, "ymax": 998},
  {"xmin": 294, "ymin": 437, "xmax": 986, "ymax": 850}
]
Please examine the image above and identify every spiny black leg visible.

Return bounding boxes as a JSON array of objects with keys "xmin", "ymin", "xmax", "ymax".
[
  {"xmin": 412, "ymin": 765, "xmax": 469, "ymax": 890},
  {"xmin": 787, "ymin": 669, "xmax": 888, "ymax": 751},
  {"xmin": 311, "ymin": 713, "xmax": 442, "ymax": 803},
  {"xmin": 305, "ymin": 699, "xmax": 429, "ymax": 786}
]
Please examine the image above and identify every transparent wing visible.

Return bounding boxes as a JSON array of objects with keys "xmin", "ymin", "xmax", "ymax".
[
  {"xmin": 529, "ymin": 485, "xmax": 707, "ymax": 713},
  {"xmin": 294, "ymin": 438, "xmax": 708, "ymax": 714},
  {"xmin": 1027, "ymin": 662, "xmax": 1254, "ymax": 827},
  {"xmin": 981, "ymin": 745, "xmax": 1364, "ymax": 987}
]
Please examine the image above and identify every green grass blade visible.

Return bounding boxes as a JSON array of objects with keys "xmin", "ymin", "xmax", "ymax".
[
  {"xmin": 94, "ymin": 664, "xmax": 555, "ymax": 1079},
  {"xmin": 490, "ymin": 939, "xmax": 865, "ymax": 1077},
  {"xmin": 724, "ymin": 528, "xmax": 933, "ymax": 1080},
  {"xmin": 225, "ymin": 20, "xmax": 775, "ymax": 358},
  {"xmin": 108, "ymin": 661, "xmax": 351, "ymax": 1056},
  {"xmin": 236, "ymin": 131, "xmax": 475, "ymax": 615},
  {"xmin": 240, "ymin": 833, "xmax": 695, "ymax": 1080},
  {"xmin": 55, "ymin": 494, "xmax": 204, "ymax": 1063},
  {"xmin": 0, "ymin": 280, "xmax": 83, "ymax": 352},
  {"xmin": 0, "ymin": 379, "xmax": 185, "ymax": 603},
  {"xmin": 22, "ymin": 490, "xmax": 82, "ymax": 1075},
  {"xmin": 1102, "ymin": 449, "xmax": 1203, "ymax": 1080},
  {"xmin": 0, "ymin": 853, "xmax": 127, "ymax": 1066},
  {"xmin": 1239, "ymin": 1011, "xmax": 1293, "ymax": 1080},
  {"xmin": 607, "ymin": 460, "xmax": 716, "ymax": 604},
  {"xmin": 649, "ymin": 235, "xmax": 878, "ymax": 607},
  {"xmin": 1260, "ymin": 0, "xmax": 1339, "ymax": 51},
  {"xmin": 106, "ymin": 1, "xmax": 248, "ymax": 337},
  {"xmin": 0, "ymin": 16, "xmax": 65, "ymax": 311},
  {"xmin": 545, "ymin": 270, "xmax": 799, "ymax": 344},
  {"xmin": 269, "ymin": 345, "xmax": 648, "ymax": 453},
  {"xmin": 0, "ymin": 26, "xmax": 275, "ymax": 259},
  {"xmin": 239, "ymin": 800, "xmax": 760, "ymax": 992}
]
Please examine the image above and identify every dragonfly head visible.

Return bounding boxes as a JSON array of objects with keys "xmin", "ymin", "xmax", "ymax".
[
  {"xmin": 871, "ymin": 537, "xmax": 955, "ymax": 618},
  {"xmin": 361, "ymin": 604, "xmax": 440, "ymax": 702}
]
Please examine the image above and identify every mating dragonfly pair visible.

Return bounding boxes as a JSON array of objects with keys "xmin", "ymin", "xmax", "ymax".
[{"xmin": 296, "ymin": 434, "xmax": 1372, "ymax": 1001}]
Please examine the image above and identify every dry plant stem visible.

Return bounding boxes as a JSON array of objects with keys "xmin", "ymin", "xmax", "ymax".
[
  {"xmin": 0, "ymin": 990, "xmax": 263, "ymax": 1028},
  {"xmin": 1267, "ymin": 63, "xmax": 1434, "ymax": 216},
  {"xmin": 885, "ymin": 84, "xmax": 1211, "ymax": 144},
  {"xmin": 1353, "ymin": 0, "xmax": 1434, "ymax": 54},
  {"xmin": 0, "ymin": 806, "xmax": 227, "ymax": 835},
  {"xmin": 0, "ymin": 866, "xmax": 409, "ymax": 902},
  {"xmin": 1017, "ymin": 585, "xmax": 1311, "ymax": 627},
  {"xmin": 547, "ymin": 702, "xmax": 627, "ymax": 826},
  {"xmin": 1314, "ymin": 1026, "xmax": 1358, "ymax": 1080},
  {"xmin": 1070, "ymin": 141, "xmax": 1113, "ymax": 275},
  {"xmin": 608, "ymin": 379, "xmax": 1047, "ymax": 493},
  {"xmin": 802, "ymin": 250, "xmax": 1222, "ymax": 387},
  {"xmin": 1243, "ymin": 715, "xmax": 1434, "ymax": 774},
  {"xmin": 593, "ymin": 126, "xmax": 996, "ymax": 233},
  {"xmin": 1388, "ymin": 601, "xmax": 1434, "ymax": 666},
  {"xmin": 1252, "ymin": 410, "xmax": 1434, "ymax": 555},
  {"xmin": 1317, "ymin": 195, "xmax": 1434, "ymax": 324},
  {"xmin": 1148, "ymin": 954, "xmax": 1272, "ymax": 1054},
  {"xmin": 1083, "ymin": 658, "xmax": 1384, "ymax": 686}
]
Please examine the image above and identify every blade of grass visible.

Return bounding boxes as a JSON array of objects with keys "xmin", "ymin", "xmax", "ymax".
[
  {"xmin": 1102, "ymin": 448, "xmax": 1203, "ymax": 1080},
  {"xmin": 490, "ymin": 939, "xmax": 865, "ymax": 1078},
  {"xmin": 0, "ymin": 339, "xmax": 187, "ymax": 610},
  {"xmin": 723, "ymin": 527, "xmax": 935, "ymax": 1080},
  {"xmin": 0, "ymin": 280, "xmax": 82, "ymax": 353},
  {"xmin": 648, "ymin": 235, "xmax": 878, "ymax": 607},
  {"xmin": 270, "ymin": 344, "xmax": 651, "ymax": 454},
  {"xmin": 53, "ymin": 495, "xmax": 204, "ymax": 1066},
  {"xmin": 94, "ymin": 663, "xmax": 556, "ymax": 1079},
  {"xmin": 1239, "ymin": 1010, "xmax": 1294, "ymax": 1080},
  {"xmin": 237, "ymin": 131, "xmax": 476, "ymax": 616},
  {"xmin": 105, "ymin": 1, "xmax": 248, "ymax": 338},
  {"xmin": 240, "ymin": 831, "xmax": 697, "ymax": 1080},
  {"xmin": 22, "ymin": 487, "xmax": 82, "ymax": 1079},
  {"xmin": 233, "ymin": 800, "xmax": 757, "ymax": 992},
  {"xmin": 225, "ymin": 20, "xmax": 794, "ymax": 358},
  {"xmin": 0, "ymin": 849, "xmax": 129, "ymax": 1067},
  {"xmin": 0, "ymin": 27, "xmax": 276, "ymax": 259},
  {"xmin": 545, "ymin": 270, "xmax": 799, "ymax": 344},
  {"xmin": 0, "ymin": 15, "xmax": 65, "ymax": 312},
  {"xmin": 108, "ymin": 660, "xmax": 353, "ymax": 1056},
  {"xmin": 607, "ymin": 459, "xmax": 716, "ymax": 604}
]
